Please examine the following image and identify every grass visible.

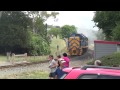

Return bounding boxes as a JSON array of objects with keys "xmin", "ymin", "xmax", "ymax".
[
  {"xmin": 0, "ymin": 55, "xmax": 8, "ymax": 63},
  {"xmin": 27, "ymin": 55, "xmax": 49, "ymax": 62},
  {"xmin": 50, "ymin": 36, "xmax": 67, "ymax": 57},
  {"xmin": 0, "ymin": 36, "xmax": 67, "ymax": 64},
  {"xmin": 1, "ymin": 70, "xmax": 49, "ymax": 79},
  {"xmin": 87, "ymin": 52, "xmax": 120, "ymax": 67},
  {"xmin": 0, "ymin": 36, "xmax": 66, "ymax": 79}
]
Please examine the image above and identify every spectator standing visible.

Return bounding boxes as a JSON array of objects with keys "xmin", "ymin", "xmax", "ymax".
[
  {"xmin": 48, "ymin": 55, "xmax": 57, "ymax": 79},
  {"xmin": 62, "ymin": 53, "xmax": 70, "ymax": 68}
]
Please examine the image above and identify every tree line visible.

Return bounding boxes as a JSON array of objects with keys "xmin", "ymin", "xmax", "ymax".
[
  {"xmin": 93, "ymin": 11, "xmax": 120, "ymax": 41},
  {"xmin": 47, "ymin": 25, "xmax": 77, "ymax": 39},
  {"xmin": 0, "ymin": 11, "xmax": 77, "ymax": 55}
]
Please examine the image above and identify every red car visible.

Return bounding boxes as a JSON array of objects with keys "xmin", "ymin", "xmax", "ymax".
[{"xmin": 61, "ymin": 65, "xmax": 120, "ymax": 79}]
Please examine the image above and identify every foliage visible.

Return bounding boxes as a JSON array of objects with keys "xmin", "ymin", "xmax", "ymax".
[
  {"xmin": 112, "ymin": 22, "xmax": 120, "ymax": 41},
  {"xmin": 87, "ymin": 52, "xmax": 120, "ymax": 67},
  {"xmin": 61, "ymin": 25, "xmax": 77, "ymax": 38},
  {"xmin": 47, "ymin": 27, "xmax": 61, "ymax": 38},
  {"xmin": 0, "ymin": 11, "xmax": 59, "ymax": 55},
  {"xmin": 0, "ymin": 11, "xmax": 32, "ymax": 53},
  {"xmin": 28, "ymin": 33, "xmax": 51, "ymax": 55},
  {"xmin": 50, "ymin": 36, "xmax": 66, "ymax": 56},
  {"xmin": 93, "ymin": 11, "xmax": 120, "ymax": 40},
  {"xmin": 27, "ymin": 11, "xmax": 59, "ymax": 22}
]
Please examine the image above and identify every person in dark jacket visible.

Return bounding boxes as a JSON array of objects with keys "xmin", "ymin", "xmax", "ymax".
[{"xmin": 55, "ymin": 60, "xmax": 66, "ymax": 79}]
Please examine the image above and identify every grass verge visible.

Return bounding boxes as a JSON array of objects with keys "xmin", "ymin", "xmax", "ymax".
[{"xmin": 1, "ymin": 70, "xmax": 49, "ymax": 79}]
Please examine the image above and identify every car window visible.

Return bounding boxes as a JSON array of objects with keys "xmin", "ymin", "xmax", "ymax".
[
  {"xmin": 60, "ymin": 73, "xmax": 68, "ymax": 79},
  {"xmin": 78, "ymin": 74, "xmax": 98, "ymax": 79},
  {"xmin": 98, "ymin": 75, "xmax": 120, "ymax": 79}
]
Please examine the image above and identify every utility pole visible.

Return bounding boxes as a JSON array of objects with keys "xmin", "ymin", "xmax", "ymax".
[{"xmin": 46, "ymin": 23, "xmax": 47, "ymax": 35}]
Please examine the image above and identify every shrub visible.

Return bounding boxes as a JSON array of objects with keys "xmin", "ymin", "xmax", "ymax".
[
  {"xmin": 87, "ymin": 52, "xmax": 120, "ymax": 67},
  {"xmin": 28, "ymin": 33, "xmax": 51, "ymax": 56}
]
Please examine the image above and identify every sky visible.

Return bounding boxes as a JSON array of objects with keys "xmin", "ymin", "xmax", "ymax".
[
  {"xmin": 46, "ymin": 11, "xmax": 98, "ymax": 31},
  {"xmin": 46, "ymin": 11, "xmax": 98, "ymax": 43}
]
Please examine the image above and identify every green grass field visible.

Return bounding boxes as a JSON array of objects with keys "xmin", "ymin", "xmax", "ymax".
[
  {"xmin": 50, "ymin": 36, "xmax": 66, "ymax": 57},
  {"xmin": 2, "ymin": 70, "xmax": 49, "ymax": 79},
  {"xmin": 0, "ymin": 55, "xmax": 8, "ymax": 63},
  {"xmin": 0, "ymin": 36, "xmax": 67, "ymax": 64}
]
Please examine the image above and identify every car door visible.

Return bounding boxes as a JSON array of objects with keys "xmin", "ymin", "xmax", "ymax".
[{"xmin": 97, "ymin": 75, "xmax": 120, "ymax": 79}]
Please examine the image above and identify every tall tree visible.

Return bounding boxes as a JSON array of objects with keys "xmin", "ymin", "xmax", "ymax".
[
  {"xmin": 61, "ymin": 25, "xmax": 77, "ymax": 38},
  {"xmin": 26, "ymin": 11, "xmax": 59, "ymax": 55},
  {"xmin": 112, "ymin": 22, "xmax": 120, "ymax": 41},
  {"xmin": 27, "ymin": 11, "xmax": 59, "ymax": 33},
  {"xmin": 93, "ymin": 11, "xmax": 120, "ymax": 40},
  {"xmin": 0, "ymin": 11, "xmax": 32, "ymax": 53},
  {"xmin": 48, "ymin": 27, "xmax": 61, "ymax": 38}
]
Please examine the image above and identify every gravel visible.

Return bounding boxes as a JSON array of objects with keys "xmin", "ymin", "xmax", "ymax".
[{"xmin": 0, "ymin": 62, "xmax": 50, "ymax": 78}]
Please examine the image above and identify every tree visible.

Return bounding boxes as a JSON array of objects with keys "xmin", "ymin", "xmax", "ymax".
[
  {"xmin": 112, "ymin": 22, "xmax": 120, "ymax": 41},
  {"xmin": 0, "ymin": 11, "xmax": 32, "ymax": 53},
  {"xmin": 27, "ymin": 11, "xmax": 59, "ymax": 44},
  {"xmin": 93, "ymin": 11, "xmax": 120, "ymax": 40},
  {"xmin": 61, "ymin": 25, "xmax": 77, "ymax": 38},
  {"xmin": 28, "ymin": 33, "xmax": 51, "ymax": 55},
  {"xmin": 48, "ymin": 27, "xmax": 61, "ymax": 38},
  {"xmin": 26, "ymin": 11, "xmax": 59, "ymax": 55},
  {"xmin": 27, "ymin": 11, "xmax": 59, "ymax": 33},
  {"xmin": 0, "ymin": 11, "xmax": 59, "ymax": 55}
]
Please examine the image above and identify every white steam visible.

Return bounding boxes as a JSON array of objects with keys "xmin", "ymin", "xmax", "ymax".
[{"xmin": 77, "ymin": 27, "xmax": 98, "ymax": 49}]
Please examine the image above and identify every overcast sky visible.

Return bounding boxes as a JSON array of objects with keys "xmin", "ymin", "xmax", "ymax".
[{"xmin": 46, "ymin": 11, "xmax": 98, "ymax": 31}]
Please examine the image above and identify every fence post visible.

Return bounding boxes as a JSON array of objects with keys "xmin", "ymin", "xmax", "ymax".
[
  {"xmin": 12, "ymin": 53, "xmax": 15, "ymax": 64},
  {"xmin": 6, "ymin": 52, "xmax": 11, "ymax": 62},
  {"xmin": 34, "ymin": 55, "xmax": 35, "ymax": 60},
  {"xmin": 25, "ymin": 53, "xmax": 27, "ymax": 62}
]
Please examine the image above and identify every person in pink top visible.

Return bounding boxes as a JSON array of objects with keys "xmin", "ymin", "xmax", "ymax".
[{"xmin": 62, "ymin": 53, "xmax": 70, "ymax": 68}]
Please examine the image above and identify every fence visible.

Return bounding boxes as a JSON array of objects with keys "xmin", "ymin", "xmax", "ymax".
[
  {"xmin": 5, "ymin": 45, "xmax": 67, "ymax": 64},
  {"xmin": 11, "ymin": 53, "xmax": 27, "ymax": 64}
]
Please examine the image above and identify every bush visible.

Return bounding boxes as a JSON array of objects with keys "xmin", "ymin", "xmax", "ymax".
[
  {"xmin": 87, "ymin": 52, "xmax": 120, "ymax": 67},
  {"xmin": 28, "ymin": 33, "xmax": 51, "ymax": 56}
]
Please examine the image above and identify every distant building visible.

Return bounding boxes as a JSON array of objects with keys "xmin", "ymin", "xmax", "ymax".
[{"xmin": 94, "ymin": 40, "xmax": 120, "ymax": 59}]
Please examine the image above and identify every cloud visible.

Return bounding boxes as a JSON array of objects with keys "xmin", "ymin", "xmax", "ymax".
[{"xmin": 46, "ymin": 11, "xmax": 98, "ymax": 31}]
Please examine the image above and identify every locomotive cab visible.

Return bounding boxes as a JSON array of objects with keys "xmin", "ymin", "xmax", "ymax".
[{"xmin": 67, "ymin": 33, "xmax": 88, "ymax": 56}]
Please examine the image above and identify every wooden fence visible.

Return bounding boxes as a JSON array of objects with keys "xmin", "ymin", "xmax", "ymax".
[{"xmin": 7, "ymin": 53, "xmax": 27, "ymax": 64}]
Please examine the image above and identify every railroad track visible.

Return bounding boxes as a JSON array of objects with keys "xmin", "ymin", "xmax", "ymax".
[
  {"xmin": 0, "ymin": 48, "xmax": 94, "ymax": 78},
  {"xmin": 68, "ymin": 48, "xmax": 94, "ymax": 61}
]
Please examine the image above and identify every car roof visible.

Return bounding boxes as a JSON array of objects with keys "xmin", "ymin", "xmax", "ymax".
[
  {"xmin": 63, "ymin": 67, "xmax": 120, "ymax": 76},
  {"xmin": 63, "ymin": 68, "xmax": 120, "ymax": 79}
]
